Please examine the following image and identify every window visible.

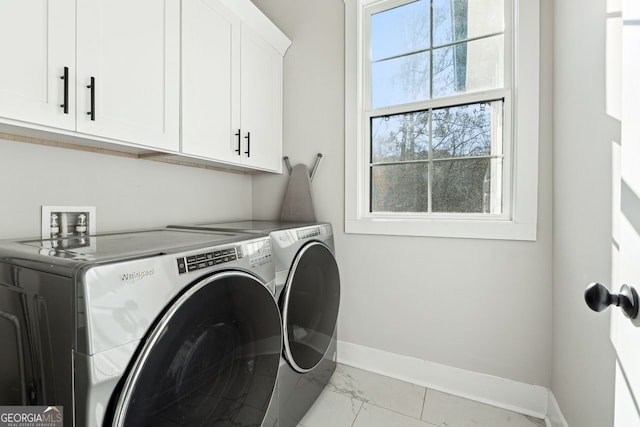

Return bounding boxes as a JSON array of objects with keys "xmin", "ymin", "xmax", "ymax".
[{"xmin": 345, "ymin": 0, "xmax": 540, "ymax": 240}]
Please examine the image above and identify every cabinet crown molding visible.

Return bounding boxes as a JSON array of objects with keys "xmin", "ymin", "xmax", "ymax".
[{"xmin": 218, "ymin": 0, "xmax": 291, "ymax": 55}]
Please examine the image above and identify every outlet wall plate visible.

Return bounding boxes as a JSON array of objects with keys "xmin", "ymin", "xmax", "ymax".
[{"xmin": 42, "ymin": 206, "xmax": 97, "ymax": 239}]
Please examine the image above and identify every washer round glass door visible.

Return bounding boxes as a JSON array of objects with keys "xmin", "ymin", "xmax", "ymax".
[
  {"xmin": 111, "ymin": 271, "xmax": 281, "ymax": 427},
  {"xmin": 281, "ymin": 241, "xmax": 340, "ymax": 373}
]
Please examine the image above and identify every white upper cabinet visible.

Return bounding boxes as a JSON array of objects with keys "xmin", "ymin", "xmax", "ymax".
[
  {"xmin": 0, "ymin": 0, "xmax": 285, "ymax": 172},
  {"xmin": 0, "ymin": 0, "xmax": 180, "ymax": 152},
  {"xmin": 182, "ymin": 0, "xmax": 240, "ymax": 163},
  {"xmin": 0, "ymin": 0, "xmax": 76, "ymax": 131},
  {"xmin": 181, "ymin": 0, "xmax": 290, "ymax": 172},
  {"xmin": 239, "ymin": 25, "xmax": 284, "ymax": 172},
  {"xmin": 76, "ymin": 0, "xmax": 180, "ymax": 151}
]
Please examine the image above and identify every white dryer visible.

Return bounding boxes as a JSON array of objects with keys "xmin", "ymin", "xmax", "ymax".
[
  {"xmin": 0, "ymin": 228, "xmax": 281, "ymax": 427},
  {"xmin": 167, "ymin": 221, "xmax": 341, "ymax": 427}
]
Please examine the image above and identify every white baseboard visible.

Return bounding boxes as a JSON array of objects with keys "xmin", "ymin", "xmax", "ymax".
[
  {"xmin": 337, "ymin": 340, "xmax": 550, "ymax": 420},
  {"xmin": 545, "ymin": 392, "xmax": 570, "ymax": 427}
]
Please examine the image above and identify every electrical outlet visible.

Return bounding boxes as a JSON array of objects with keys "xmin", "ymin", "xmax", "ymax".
[{"xmin": 42, "ymin": 206, "xmax": 96, "ymax": 239}]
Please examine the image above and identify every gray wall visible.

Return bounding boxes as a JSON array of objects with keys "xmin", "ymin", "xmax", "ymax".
[
  {"xmin": 552, "ymin": 0, "xmax": 618, "ymax": 425},
  {"xmin": 251, "ymin": 0, "xmax": 554, "ymax": 387},
  {"xmin": 0, "ymin": 138, "xmax": 253, "ymax": 239}
]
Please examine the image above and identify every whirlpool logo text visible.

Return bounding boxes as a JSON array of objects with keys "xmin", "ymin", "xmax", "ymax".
[{"xmin": 120, "ymin": 268, "xmax": 156, "ymax": 283}]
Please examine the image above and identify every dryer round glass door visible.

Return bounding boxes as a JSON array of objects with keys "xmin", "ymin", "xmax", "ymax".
[
  {"xmin": 281, "ymin": 241, "xmax": 340, "ymax": 373},
  {"xmin": 110, "ymin": 271, "xmax": 281, "ymax": 427}
]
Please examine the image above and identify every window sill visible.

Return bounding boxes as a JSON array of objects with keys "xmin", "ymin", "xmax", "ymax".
[{"xmin": 345, "ymin": 217, "xmax": 537, "ymax": 241}]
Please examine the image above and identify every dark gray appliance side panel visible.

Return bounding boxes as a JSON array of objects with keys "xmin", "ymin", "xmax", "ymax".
[{"xmin": 0, "ymin": 262, "xmax": 74, "ymax": 426}]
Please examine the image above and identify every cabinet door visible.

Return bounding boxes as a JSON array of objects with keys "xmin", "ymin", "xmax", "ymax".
[
  {"xmin": 240, "ymin": 25, "xmax": 284, "ymax": 173},
  {"xmin": 181, "ymin": 0, "xmax": 241, "ymax": 163},
  {"xmin": 0, "ymin": 0, "xmax": 75, "ymax": 130},
  {"xmin": 76, "ymin": 0, "xmax": 180, "ymax": 151}
]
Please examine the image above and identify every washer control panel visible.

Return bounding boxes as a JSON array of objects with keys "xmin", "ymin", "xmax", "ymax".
[
  {"xmin": 176, "ymin": 245, "xmax": 242, "ymax": 274},
  {"xmin": 176, "ymin": 237, "xmax": 273, "ymax": 275}
]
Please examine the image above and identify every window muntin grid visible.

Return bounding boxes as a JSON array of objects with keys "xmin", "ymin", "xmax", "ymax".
[{"xmin": 366, "ymin": 0, "xmax": 507, "ymax": 216}]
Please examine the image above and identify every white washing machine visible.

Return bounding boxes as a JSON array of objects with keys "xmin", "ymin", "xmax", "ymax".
[
  {"xmin": 167, "ymin": 221, "xmax": 340, "ymax": 427},
  {"xmin": 0, "ymin": 228, "xmax": 281, "ymax": 427}
]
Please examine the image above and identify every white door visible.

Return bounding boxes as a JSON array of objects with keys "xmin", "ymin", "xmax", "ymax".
[
  {"xmin": 240, "ymin": 25, "xmax": 283, "ymax": 172},
  {"xmin": 610, "ymin": 1, "xmax": 640, "ymax": 425},
  {"xmin": 181, "ymin": 0, "xmax": 241, "ymax": 163},
  {"xmin": 76, "ymin": 0, "xmax": 180, "ymax": 151},
  {"xmin": 0, "ymin": 0, "xmax": 75, "ymax": 130}
]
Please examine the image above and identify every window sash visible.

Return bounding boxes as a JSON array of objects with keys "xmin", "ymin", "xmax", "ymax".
[
  {"xmin": 365, "ymin": 0, "xmax": 510, "ymax": 112},
  {"xmin": 363, "ymin": 90, "xmax": 512, "ymax": 220}
]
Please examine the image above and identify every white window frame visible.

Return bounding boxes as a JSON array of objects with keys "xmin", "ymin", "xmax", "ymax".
[{"xmin": 344, "ymin": 0, "xmax": 540, "ymax": 240}]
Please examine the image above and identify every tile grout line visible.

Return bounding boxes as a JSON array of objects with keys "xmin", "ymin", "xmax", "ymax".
[
  {"xmin": 419, "ymin": 388, "xmax": 442, "ymax": 426},
  {"xmin": 357, "ymin": 399, "xmax": 441, "ymax": 425},
  {"xmin": 349, "ymin": 398, "xmax": 365, "ymax": 427}
]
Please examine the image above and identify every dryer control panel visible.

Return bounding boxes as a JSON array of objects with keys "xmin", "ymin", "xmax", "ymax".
[
  {"xmin": 297, "ymin": 227, "xmax": 321, "ymax": 239},
  {"xmin": 246, "ymin": 238, "xmax": 272, "ymax": 266},
  {"xmin": 295, "ymin": 224, "xmax": 331, "ymax": 241}
]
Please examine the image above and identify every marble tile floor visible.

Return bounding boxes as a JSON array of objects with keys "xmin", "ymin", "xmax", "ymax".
[{"xmin": 297, "ymin": 364, "xmax": 547, "ymax": 427}]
